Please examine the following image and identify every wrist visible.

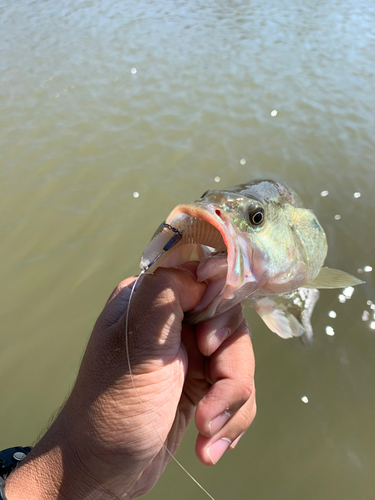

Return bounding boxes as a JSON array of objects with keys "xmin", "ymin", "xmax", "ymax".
[
  {"xmin": 4, "ymin": 444, "xmax": 63, "ymax": 500},
  {"xmin": 4, "ymin": 428, "xmax": 119, "ymax": 500},
  {"xmin": 4, "ymin": 400, "xmax": 146, "ymax": 500}
]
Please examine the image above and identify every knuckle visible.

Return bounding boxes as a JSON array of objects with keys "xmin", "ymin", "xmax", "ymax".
[
  {"xmin": 106, "ymin": 284, "xmax": 123, "ymax": 304},
  {"xmin": 239, "ymin": 379, "xmax": 254, "ymax": 403},
  {"xmin": 114, "ymin": 284, "xmax": 124, "ymax": 296},
  {"xmin": 243, "ymin": 401, "xmax": 257, "ymax": 429},
  {"xmin": 239, "ymin": 409, "xmax": 251, "ymax": 429},
  {"xmin": 239, "ymin": 399, "xmax": 257, "ymax": 428}
]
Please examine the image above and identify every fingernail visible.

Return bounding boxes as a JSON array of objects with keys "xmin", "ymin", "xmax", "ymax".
[
  {"xmin": 229, "ymin": 432, "xmax": 244, "ymax": 450},
  {"xmin": 208, "ymin": 328, "xmax": 229, "ymax": 355},
  {"xmin": 207, "ymin": 438, "xmax": 231, "ymax": 465},
  {"xmin": 209, "ymin": 410, "xmax": 231, "ymax": 436}
]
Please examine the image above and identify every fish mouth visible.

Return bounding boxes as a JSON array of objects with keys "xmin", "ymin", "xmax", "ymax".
[
  {"xmin": 140, "ymin": 202, "xmax": 239, "ymax": 281},
  {"xmin": 167, "ymin": 202, "xmax": 234, "ymax": 262}
]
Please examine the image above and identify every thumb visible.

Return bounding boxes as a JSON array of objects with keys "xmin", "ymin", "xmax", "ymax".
[
  {"xmin": 108, "ymin": 267, "xmax": 206, "ymax": 364},
  {"xmin": 84, "ymin": 268, "xmax": 206, "ymax": 381},
  {"xmin": 97, "ymin": 275, "xmax": 144, "ymax": 329},
  {"xmin": 132, "ymin": 266, "xmax": 207, "ymax": 315},
  {"xmin": 98, "ymin": 265, "xmax": 207, "ymax": 330}
]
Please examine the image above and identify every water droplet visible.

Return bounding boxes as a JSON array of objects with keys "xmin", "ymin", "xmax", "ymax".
[
  {"xmin": 354, "ymin": 192, "xmax": 361, "ymax": 198},
  {"xmin": 54, "ymin": 94, "xmax": 60, "ymax": 98},
  {"xmin": 367, "ymin": 300, "xmax": 373, "ymax": 306},
  {"xmin": 133, "ymin": 191, "xmax": 139, "ymax": 198},
  {"xmin": 343, "ymin": 287, "xmax": 354, "ymax": 299},
  {"xmin": 371, "ymin": 304, "xmax": 375, "ymax": 311},
  {"xmin": 362, "ymin": 311, "xmax": 370, "ymax": 321},
  {"xmin": 326, "ymin": 326, "xmax": 335, "ymax": 336},
  {"xmin": 49, "ymin": 75, "xmax": 54, "ymax": 80},
  {"xmin": 301, "ymin": 396, "xmax": 309, "ymax": 403},
  {"xmin": 370, "ymin": 321, "xmax": 375, "ymax": 330},
  {"xmin": 364, "ymin": 266, "xmax": 372, "ymax": 272},
  {"xmin": 64, "ymin": 88, "xmax": 68, "ymax": 92},
  {"xmin": 271, "ymin": 109, "xmax": 278, "ymax": 116},
  {"xmin": 70, "ymin": 85, "xmax": 75, "ymax": 89},
  {"xmin": 113, "ymin": 78, "xmax": 119, "ymax": 83},
  {"xmin": 131, "ymin": 67, "xmax": 137, "ymax": 74},
  {"xmin": 320, "ymin": 190, "xmax": 329, "ymax": 197},
  {"xmin": 338, "ymin": 294, "xmax": 346, "ymax": 303},
  {"xmin": 328, "ymin": 310, "xmax": 337, "ymax": 318},
  {"xmin": 334, "ymin": 214, "xmax": 341, "ymax": 220},
  {"xmin": 214, "ymin": 176, "xmax": 220, "ymax": 183},
  {"xmin": 358, "ymin": 268, "xmax": 364, "ymax": 274},
  {"xmin": 240, "ymin": 158, "xmax": 246, "ymax": 165}
]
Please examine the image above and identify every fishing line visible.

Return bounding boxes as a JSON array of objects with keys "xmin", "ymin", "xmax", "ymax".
[{"xmin": 124, "ymin": 272, "xmax": 216, "ymax": 500}]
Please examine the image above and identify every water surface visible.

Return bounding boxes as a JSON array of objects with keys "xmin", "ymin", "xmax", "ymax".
[{"xmin": 1, "ymin": 0, "xmax": 375, "ymax": 498}]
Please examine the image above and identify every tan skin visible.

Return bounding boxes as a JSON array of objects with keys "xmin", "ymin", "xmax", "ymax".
[{"xmin": 5, "ymin": 267, "xmax": 256, "ymax": 500}]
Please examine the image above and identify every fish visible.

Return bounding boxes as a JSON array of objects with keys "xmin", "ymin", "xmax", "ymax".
[{"xmin": 140, "ymin": 179, "xmax": 363, "ymax": 344}]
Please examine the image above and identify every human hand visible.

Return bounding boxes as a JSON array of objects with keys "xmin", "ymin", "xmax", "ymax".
[{"xmin": 5, "ymin": 267, "xmax": 256, "ymax": 500}]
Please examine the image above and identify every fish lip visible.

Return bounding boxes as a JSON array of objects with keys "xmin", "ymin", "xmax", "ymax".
[{"xmin": 165, "ymin": 202, "xmax": 240, "ymax": 286}]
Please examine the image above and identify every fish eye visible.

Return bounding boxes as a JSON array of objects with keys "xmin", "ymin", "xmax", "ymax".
[{"xmin": 247, "ymin": 205, "xmax": 265, "ymax": 226}]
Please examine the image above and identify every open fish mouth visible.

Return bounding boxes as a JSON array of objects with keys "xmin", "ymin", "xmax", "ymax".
[
  {"xmin": 140, "ymin": 203, "xmax": 231, "ymax": 271},
  {"xmin": 140, "ymin": 203, "xmax": 249, "ymax": 318}
]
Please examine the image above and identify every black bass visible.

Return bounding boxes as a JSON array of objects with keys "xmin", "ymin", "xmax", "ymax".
[{"xmin": 140, "ymin": 179, "xmax": 362, "ymax": 344}]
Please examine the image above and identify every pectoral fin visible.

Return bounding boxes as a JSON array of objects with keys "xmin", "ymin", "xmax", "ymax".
[
  {"xmin": 253, "ymin": 299, "xmax": 298, "ymax": 339},
  {"xmin": 249, "ymin": 288, "xmax": 320, "ymax": 346},
  {"xmin": 305, "ymin": 267, "xmax": 364, "ymax": 289}
]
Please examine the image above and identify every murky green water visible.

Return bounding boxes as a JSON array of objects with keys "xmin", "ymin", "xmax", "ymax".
[{"xmin": 1, "ymin": 0, "xmax": 375, "ymax": 498}]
